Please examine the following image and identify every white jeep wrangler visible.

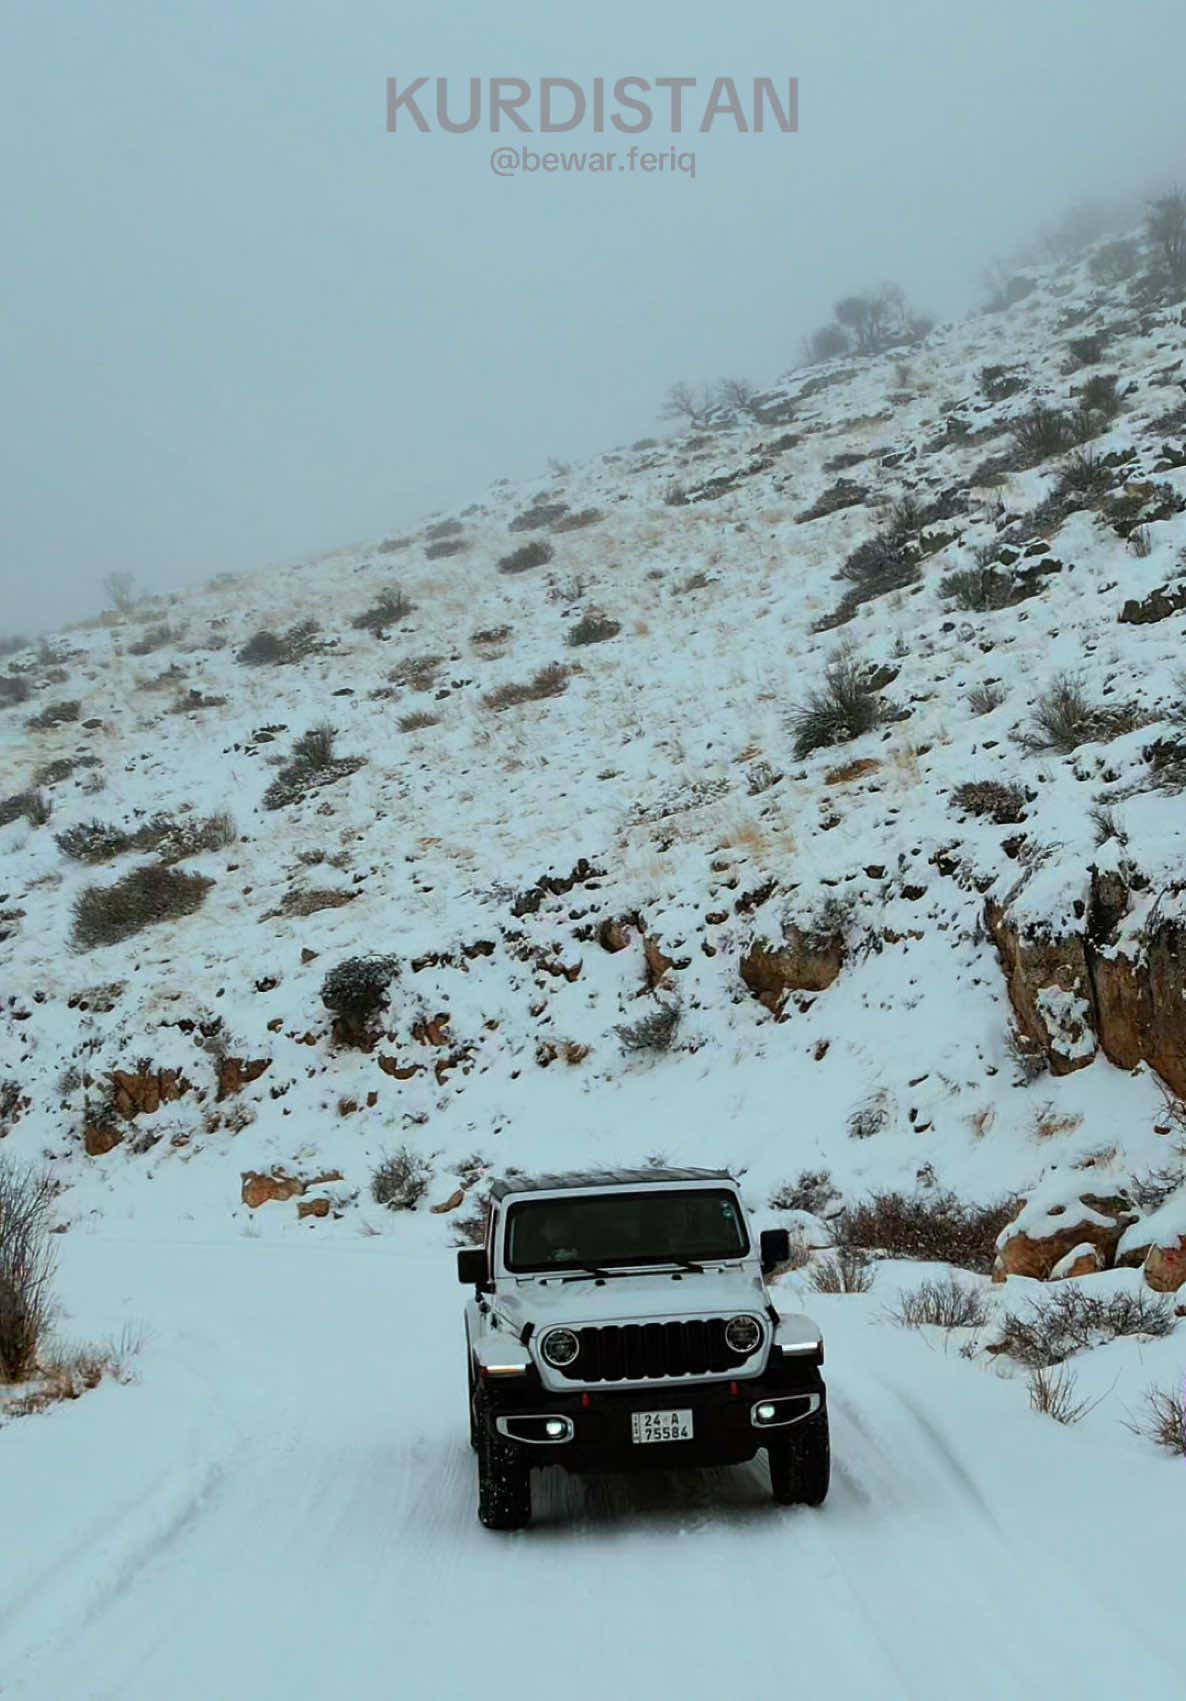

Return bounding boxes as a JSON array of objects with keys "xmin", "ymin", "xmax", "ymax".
[{"xmin": 459, "ymin": 1167, "xmax": 829, "ymax": 1530}]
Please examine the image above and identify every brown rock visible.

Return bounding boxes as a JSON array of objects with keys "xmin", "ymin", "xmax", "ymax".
[
  {"xmin": 298, "ymin": 1196, "xmax": 330, "ymax": 1220},
  {"xmin": 217, "ymin": 1057, "xmax": 271, "ymax": 1101},
  {"xmin": 1119, "ymin": 583, "xmax": 1186, "ymax": 624},
  {"xmin": 431, "ymin": 1188, "xmax": 466, "ymax": 1214},
  {"xmin": 378, "ymin": 1055, "xmax": 420, "ymax": 1080},
  {"xmin": 1050, "ymin": 1243, "xmax": 1104, "ymax": 1280},
  {"xmin": 643, "ymin": 935, "xmax": 674, "ymax": 990},
  {"xmin": 241, "ymin": 1171, "xmax": 305, "ymax": 1208},
  {"xmin": 412, "ymin": 1013, "xmax": 451, "ymax": 1047},
  {"xmin": 84, "ymin": 1123, "xmax": 124, "ymax": 1157},
  {"xmin": 1144, "ymin": 1236, "xmax": 1186, "ymax": 1293},
  {"xmin": 992, "ymin": 1191, "xmax": 1137, "ymax": 1282},
  {"xmin": 984, "ymin": 899, "xmax": 1097, "ymax": 1074},
  {"xmin": 598, "ymin": 916, "xmax": 634, "ymax": 952},
  {"xmin": 739, "ymin": 925, "xmax": 846, "ymax": 1015}
]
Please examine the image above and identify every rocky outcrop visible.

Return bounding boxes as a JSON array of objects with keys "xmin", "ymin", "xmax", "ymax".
[
  {"xmin": 993, "ymin": 1180, "xmax": 1138, "ymax": 1283},
  {"xmin": 1143, "ymin": 1235, "xmax": 1186, "ymax": 1293},
  {"xmin": 740, "ymin": 924, "xmax": 847, "ymax": 1015},
  {"xmin": 84, "ymin": 1123, "xmax": 124, "ymax": 1157},
  {"xmin": 1118, "ymin": 582, "xmax": 1186, "ymax": 624},
  {"xmin": 1050, "ymin": 1243, "xmax": 1104, "ymax": 1280},
  {"xmin": 107, "ymin": 1067, "xmax": 190, "ymax": 1118},
  {"xmin": 986, "ymin": 869, "xmax": 1186, "ymax": 1096},
  {"xmin": 216, "ymin": 1056, "xmax": 270, "ymax": 1101},
  {"xmin": 241, "ymin": 1168, "xmax": 342, "ymax": 1208}
]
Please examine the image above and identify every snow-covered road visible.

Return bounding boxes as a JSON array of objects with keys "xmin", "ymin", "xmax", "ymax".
[{"xmin": 2, "ymin": 1236, "xmax": 1181, "ymax": 1701}]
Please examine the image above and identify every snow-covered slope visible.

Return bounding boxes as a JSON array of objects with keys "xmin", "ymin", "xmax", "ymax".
[
  {"xmin": 4, "ymin": 232, "xmax": 1185, "ymax": 1237},
  {"xmin": 4, "ymin": 221, "xmax": 1186, "ymax": 1700}
]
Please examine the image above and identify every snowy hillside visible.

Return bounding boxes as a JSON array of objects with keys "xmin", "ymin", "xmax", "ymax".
[
  {"xmin": 4, "ymin": 230, "xmax": 1186, "ymax": 1239},
  {"xmin": 2, "ymin": 223, "xmax": 1186, "ymax": 1696}
]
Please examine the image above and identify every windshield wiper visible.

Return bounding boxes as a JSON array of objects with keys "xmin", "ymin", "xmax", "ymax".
[{"xmin": 556, "ymin": 1265, "xmax": 612, "ymax": 1282}]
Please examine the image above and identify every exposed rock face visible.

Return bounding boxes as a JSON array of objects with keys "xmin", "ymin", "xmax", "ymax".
[
  {"xmin": 297, "ymin": 1197, "xmax": 331, "ymax": 1220},
  {"xmin": 986, "ymin": 870, "xmax": 1186, "ymax": 1096},
  {"xmin": 84, "ymin": 1123, "xmax": 124, "ymax": 1157},
  {"xmin": 1143, "ymin": 1235, "xmax": 1186, "ymax": 1293},
  {"xmin": 108, "ymin": 1067, "xmax": 189, "ymax": 1118},
  {"xmin": 241, "ymin": 1168, "xmax": 342, "ymax": 1208},
  {"xmin": 993, "ymin": 1188, "xmax": 1137, "ymax": 1283},
  {"xmin": 1050, "ymin": 1242, "xmax": 1104, "ymax": 1280},
  {"xmin": 739, "ymin": 925, "xmax": 846, "ymax": 1015},
  {"xmin": 216, "ymin": 1056, "xmax": 271, "ymax": 1101},
  {"xmin": 242, "ymin": 1171, "xmax": 305, "ymax": 1208},
  {"xmin": 1118, "ymin": 582, "xmax": 1186, "ymax": 624},
  {"xmin": 984, "ymin": 901, "xmax": 1096, "ymax": 1074}
]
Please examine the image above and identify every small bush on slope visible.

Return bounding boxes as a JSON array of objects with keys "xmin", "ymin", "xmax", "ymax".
[
  {"xmin": 890, "ymin": 1276, "xmax": 987, "ymax": 1330},
  {"xmin": 616, "ymin": 1001, "xmax": 681, "ymax": 1055},
  {"xmin": 352, "ymin": 588, "xmax": 414, "ymax": 634},
  {"xmin": 72, "ymin": 865, "xmax": 214, "ymax": 949},
  {"xmin": 0, "ymin": 1158, "xmax": 56, "ymax": 1381},
  {"xmin": 809, "ymin": 1248, "xmax": 874, "ymax": 1294},
  {"xmin": 371, "ymin": 1147, "xmax": 433, "ymax": 1211},
  {"xmin": 236, "ymin": 619, "xmax": 324, "ymax": 666},
  {"xmin": 995, "ymin": 1288, "xmax": 1174, "ymax": 1369},
  {"xmin": 320, "ymin": 954, "xmax": 399, "ymax": 1047},
  {"xmin": 838, "ymin": 1190, "xmax": 1019, "ymax": 1274},
  {"xmin": 787, "ymin": 656, "xmax": 898, "ymax": 759},
  {"xmin": 1016, "ymin": 673, "xmax": 1139, "ymax": 755},
  {"xmin": 1123, "ymin": 1383, "xmax": 1186, "ymax": 1454}
]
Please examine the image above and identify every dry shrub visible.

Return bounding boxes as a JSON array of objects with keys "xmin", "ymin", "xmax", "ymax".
[
  {"xmin": 237, "ymin": 619, "xmax": 323, "ymax": 666},
  {"xmin": 352, "ymin": 588, "xmax": 414, "ymax": 633},
  {"xmin": 26, "ymin": 699, "xmax": 81, "ymax": 730},
  {"xmin": 788, "ymin": 656, "xmax": 898, "ymax": 758},
  {"xmin": 398, "ymin": 710, "xmax": 440, "ymax": 732},
  {"xmin": 1017, "ymin": 673, "xmax": 1139, "ymax": 755},
  {"xmin": 57, "ymin": 811, "xmax": 235, "ymax": 865},
  {"xmin": 837, "ymin": 1189, "xmax": 1018, "ymax": 1274},
  {"xmin": 616, "ymin": 1001, "xmax": 681, "ymax": 1054},
  {"xmin": 1122, "ymin": 1383, "xmax": 1186, "ymax": 1454},
  {"xmin": 371, "ymin": 1147, "xmax": 433, "ymax": 1211},
  {"xmin": 770, "ymin": 1169, "xmax": 840, "ymax": 1216},
  {"xmin": 967, "ymin": 682, "xmax": 1006, "ymax": 716},
  {"xmin": 950, "ymin": 780, "xmax": 1028, "ymax": 824},
  {"xmin": 890, "ymin": 1276, "xmax": 987, "ymax": 1329},
  {"xmin": 483, "ymin": 663, "xmax": 569, "ymax": 711},
  {"xmin": 73, "ymin": 864, "xmax": 214, "ymax": 949},
  {"xmin": 809, "ymin": 1247, "xmax": 874, "ymax": 1294},
  {"xmin": 321, "ymin": 953, "xmax": 398, "ymax": 1047},
  {"xmin": 1027, "ymin": 1365, "xmax": 1094, "ymax": 1424},
  {"xmin": 0, "ymin": 1160, "xmax": 56, "ymax": 1381},
  {"xmin": 566, "ymin": 611, "xmax": 621, "ymax": 647},
  {"xmin": 498, "ymin": 539, "xmax": 554, "ymax": 574},
  {"xmin": 552, "ymin": 507, "xmax": 603, "ymax": 532},
  {"xmin": 995, "ymin": 1288, "xmax": 1174, "ymax": 1369}
]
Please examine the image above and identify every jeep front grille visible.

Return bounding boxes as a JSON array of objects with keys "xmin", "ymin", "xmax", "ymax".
[{"xmin": 557, "ymin": 1319, "xmax": 754, "ymax": 1383}]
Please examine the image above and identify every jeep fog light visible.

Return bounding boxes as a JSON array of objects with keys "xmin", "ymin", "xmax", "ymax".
[
  {"xmin": 545, "ymin": 1419, "xmax": 567, "ymax": 1438},
  {"xmin": 541, "ymin": 1327, "xmax": 580, "ymax": 1368},
  {"xmin": 755, "ymin": 1402, "xmax": 777, "ymax": 1423},
  {"xmin": 725, "ymin": 1315, "xmax": 762, "ymax": 1355}
]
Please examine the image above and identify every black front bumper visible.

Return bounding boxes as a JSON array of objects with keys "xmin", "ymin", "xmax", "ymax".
[{"xmin": 480, "ymin": 1359, "xmax": 826, "ymax": 1473}]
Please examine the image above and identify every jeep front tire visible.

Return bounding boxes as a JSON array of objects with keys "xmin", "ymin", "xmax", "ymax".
[
  {"xmin": 475, "ymin": 1395, "xmax": 532, "ymax": 1530},
  {"xmin": 768, "ymin": 1408, "xmax": 830, "ymax": 1507}
]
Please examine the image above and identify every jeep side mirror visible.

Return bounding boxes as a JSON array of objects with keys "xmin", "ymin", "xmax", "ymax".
[
  {"xmin": 457, "ymin": 1247, "xmax": 489, "ymax": 1287},
  {"xmin": 760, "ymin": 1229, "xmax": 791, "ymax": 1274}
]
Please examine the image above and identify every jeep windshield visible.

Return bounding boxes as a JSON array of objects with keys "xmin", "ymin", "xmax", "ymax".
[{"xmin": 504, "ymin": 1188, "xmax": 749, "ymax": 1272}]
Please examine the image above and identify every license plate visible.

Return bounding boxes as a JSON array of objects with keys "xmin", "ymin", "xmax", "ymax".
[{"xmin": 631, "ymin": 1408, "xmax": 693, "ymax": 1444}]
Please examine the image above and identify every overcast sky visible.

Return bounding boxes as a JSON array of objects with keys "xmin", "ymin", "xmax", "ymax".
[{"xmin": 3, "ymin": 0, "xmax": 1185, "ymax": 635}]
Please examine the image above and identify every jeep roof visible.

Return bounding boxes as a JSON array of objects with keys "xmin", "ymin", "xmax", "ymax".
[{"xmin": 488, "ymin": 1167, "xmax": 735, "ymax": 1201}]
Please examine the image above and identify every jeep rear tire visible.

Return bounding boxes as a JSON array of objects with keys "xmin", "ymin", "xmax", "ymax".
[
  {"xmin": 476, "ymin": 1396, "xmax": 532, "ymax": 1530},
  {"xmin": 768, "ymin": 1408, "xmax": 830, "ymax": 1507}
]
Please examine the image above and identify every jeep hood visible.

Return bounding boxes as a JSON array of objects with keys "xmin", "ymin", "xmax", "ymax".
[{"xmin": 495, "ymin": 1266, "xmax": 770, "ymax": 1333}]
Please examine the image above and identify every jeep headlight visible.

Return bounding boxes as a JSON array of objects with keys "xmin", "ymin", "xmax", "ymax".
[
  {"xmin": 540, "ymin": 1326, "xmax": 581, "ymax": 1368},
  {"xmin": 725, "ymin": 1315, "xmax": 763, "ymax": 1356}
]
